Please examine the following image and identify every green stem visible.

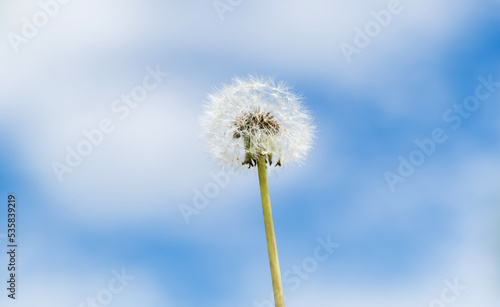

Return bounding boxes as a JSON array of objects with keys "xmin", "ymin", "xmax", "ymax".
[{"xmin": 257, "ymin": 156, "xmax": 285, "ymax": 307}]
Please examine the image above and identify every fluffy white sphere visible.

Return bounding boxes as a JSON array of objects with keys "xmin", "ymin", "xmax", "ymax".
[{"xmin": 201, "ymin": 76, "xmax": 315, "ymax": 171}]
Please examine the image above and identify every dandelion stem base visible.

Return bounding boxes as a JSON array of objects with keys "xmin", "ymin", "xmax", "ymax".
[{"xmin": 257, "ymin": 156, "xmax": 285, "ymax": 307}]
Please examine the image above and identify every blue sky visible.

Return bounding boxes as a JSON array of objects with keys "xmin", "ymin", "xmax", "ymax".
[{"xmin": 1, "ymin": 0, "xmax": 500, "ymax": 306}]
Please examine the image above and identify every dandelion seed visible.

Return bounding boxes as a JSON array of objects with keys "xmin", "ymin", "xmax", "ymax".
[{"xmin": 201, "ymin": 75, "xmax": 315, "ymax": 171}]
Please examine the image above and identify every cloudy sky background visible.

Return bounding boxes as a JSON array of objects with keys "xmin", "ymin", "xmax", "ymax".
[{"xmin": 1, "ymin": 0, "xmax": 500, "ymax": 306}]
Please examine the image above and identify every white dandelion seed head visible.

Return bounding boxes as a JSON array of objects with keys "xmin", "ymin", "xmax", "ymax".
[{"xmin": 200, "ymin": 75, "xmax": 315, "ymax": 172}]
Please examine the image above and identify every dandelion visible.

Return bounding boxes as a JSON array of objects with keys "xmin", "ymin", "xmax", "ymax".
[{"xmin": 201, "ymin": 75, "xmax": 315, "ymax": 307}]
